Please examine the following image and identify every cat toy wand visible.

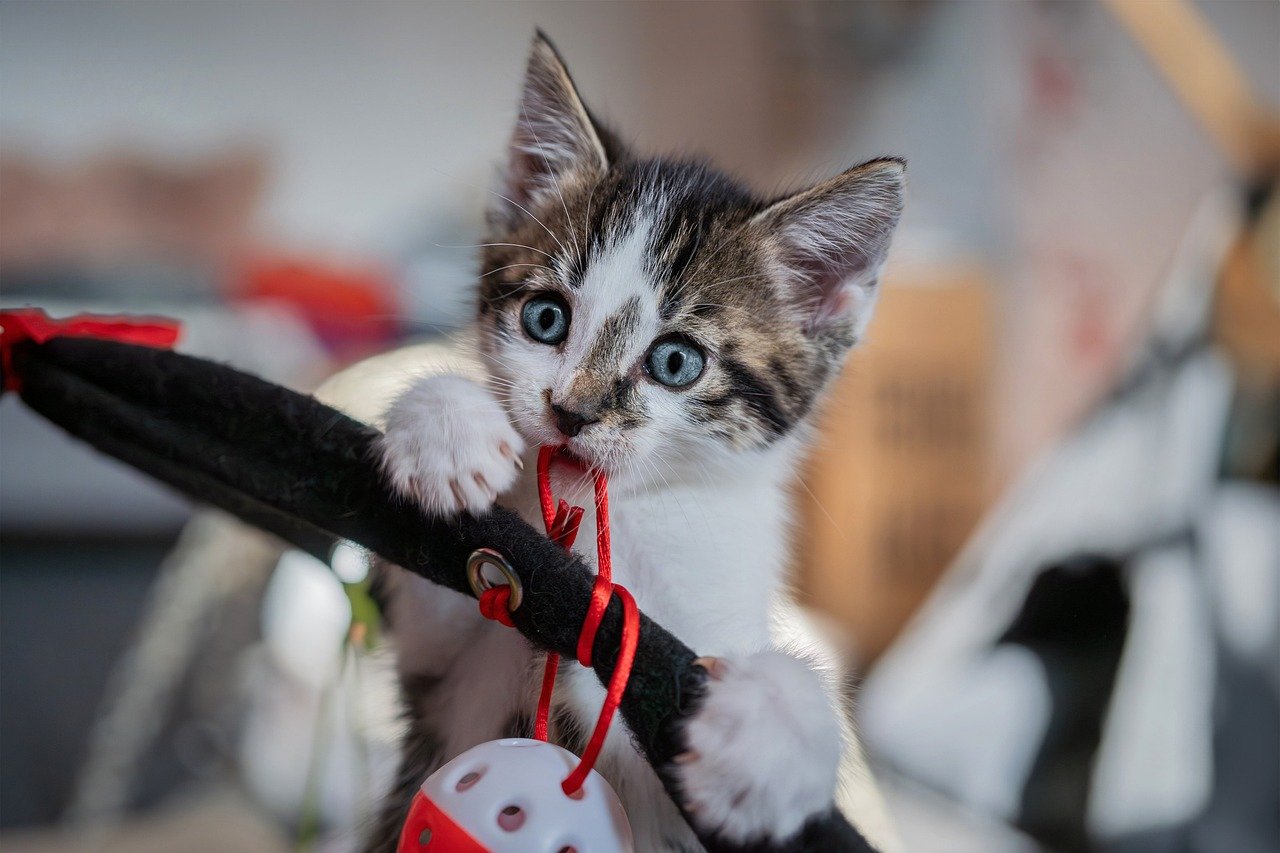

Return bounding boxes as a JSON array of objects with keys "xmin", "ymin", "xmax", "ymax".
[{"xmin": 0, "ymin": 310, "xmax": 877, "ymax": 853}]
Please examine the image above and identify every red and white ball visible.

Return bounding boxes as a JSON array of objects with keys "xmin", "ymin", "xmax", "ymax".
[{"xmin": 398, "ymin": 738, "xmax": 634, "ymax": 853}]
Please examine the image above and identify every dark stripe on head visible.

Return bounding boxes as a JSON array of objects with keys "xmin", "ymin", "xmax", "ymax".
[
  {"xmin": 601, "ymin": 376, "xmax": 636, "ymax": 410},
  {"xmin": 656, "ymin": 219, "xmax": 704, "ymax": 321},
  {"xmin": 580, "ymin": 295, "xmax": 642, "ymax": 374},
  {"xmin": 719, "ymin": 356, "xmax": 791, "ymax": 436},
  {"xmin": 652, "ymin": 206, "xmax": 703, "ymax": 284},
  {"xmin": 769, "ymin": 355, "xmax": 806, "ymax": 410},
  {"xmin": 563, "ymin": 245, "xmax": 586, "ymax": 289}
]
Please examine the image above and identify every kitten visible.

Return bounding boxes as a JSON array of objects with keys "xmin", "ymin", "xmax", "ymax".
[{"xmin": 367, "ymin": 31, "xmax": 904, "ymax": 852}]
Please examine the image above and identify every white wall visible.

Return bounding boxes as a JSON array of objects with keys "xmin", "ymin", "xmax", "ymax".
[{"xmin": 0, "ymin": 1, "xmax": 657, "ymax": 255}]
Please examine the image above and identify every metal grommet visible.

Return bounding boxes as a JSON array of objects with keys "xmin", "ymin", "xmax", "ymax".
[{"xmin": 466, "ymin": 547, "xmax": 523, "ymax": 612}]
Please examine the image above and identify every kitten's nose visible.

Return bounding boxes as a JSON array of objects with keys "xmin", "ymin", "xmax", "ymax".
[{"xmin": 550, "ymin": 402, "xmax": 599, "ymax": 438}]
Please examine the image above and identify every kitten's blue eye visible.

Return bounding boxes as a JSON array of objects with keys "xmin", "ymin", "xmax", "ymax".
[
  {"xmin": 521, "ymin": 294, "xmax": 570, "ymax": 345},
  {"xmin": 646, "ymin": 337, "xmax": 705, "ymax": 388}
]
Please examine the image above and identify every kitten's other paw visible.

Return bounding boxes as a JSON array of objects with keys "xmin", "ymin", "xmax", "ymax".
[
  {"xmin": 379, "ymin": 374, "xmax": 525, "ymax": 516},
  {"xmin": 677, "ymin": 651, "xmax": 841, "ymax": 844}
]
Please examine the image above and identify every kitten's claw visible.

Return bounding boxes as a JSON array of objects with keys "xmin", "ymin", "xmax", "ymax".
[
  {"xmin": 379, "ymin": 374, "xmax": 525, "ymax": 517},
  {"xmin": 695, "ymin": 656, "xmax": 726, "ymax": 680},
  {"xmin": 677, "ymin": 651, "xmax": 840, "ymax": 844},
  {"xmin": 500, "ymin": 441, "xmax": 524, "ymax": 468}
]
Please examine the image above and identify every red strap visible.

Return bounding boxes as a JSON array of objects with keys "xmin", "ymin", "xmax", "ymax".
[
  {"xmin": 475, "ymin": 443, "xmax": 639, "ymax": 794},
  {"xmin": 577, "ymin": 470, "xmax": 613, "ymax": 667},
  {"xmin": 560, "ymin": 584, "xmax": 639, "ymax": 796},
  {"xmin": 533, "ymin": 651, "xmax": 559, "ymax": 742},
  {"xmin": 0, "ymin": 308, "xmax": 181, "ymax": 393}
]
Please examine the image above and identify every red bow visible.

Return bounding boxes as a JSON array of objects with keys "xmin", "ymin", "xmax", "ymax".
[{"xmin": 0, "ymin": 308, "xmax": 181, "ymax": 393}]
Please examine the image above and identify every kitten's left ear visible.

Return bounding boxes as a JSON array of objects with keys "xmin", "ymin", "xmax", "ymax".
[
  {"xmin": 753, "ymin": 157, "xmax": 905, "ymax": 339},
  {"xmin": 496, "ymin": 31, "xmax": 611, "ymax": 223}
]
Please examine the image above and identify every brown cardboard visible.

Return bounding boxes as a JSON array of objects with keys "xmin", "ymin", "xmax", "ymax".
[{"xmin": 796, "ymin": 266, "xmax": 994, "ymax": 665}]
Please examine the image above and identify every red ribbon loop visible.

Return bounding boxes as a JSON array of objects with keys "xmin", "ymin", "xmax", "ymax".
[
  {"xmin": 475, "ymin": 443, "xmax": 639, "ymax": 794},
  {"xmin": 477, "ymin": 586, "xmax": 515, "ymax": 628}
]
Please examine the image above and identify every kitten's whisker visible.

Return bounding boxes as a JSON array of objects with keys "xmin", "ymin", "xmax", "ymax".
[
  {"xmin": 481, "ymin": 263, "xmax": 551, "ymax": 279},
  {"xmin": 488, "ymin": 189, "xmax": 569, "ymax": 258},
  {"xmin": 580, "ymin": 187, "xmax": 595, "ymax": 270},
  {"xmin": 796, "ymin": 475, "xmax": 843, "ymax": 536},
  {"xmin": 683, "ymin": 232, "xmax": 735, "ymax": 283},
  {"xmin": 434, "ymin": 241, "xmax": 552, "ymax": 258},
  {"xmin": 697, "ymin": 272, "xmax": 771, "ymax": 290},
  {"xmin": 519, "ymin": 103, "xmax": 581, "ymax": 263},
  {"xmin": 681, "ymin": 301, "xmax": 763, "ymax": 320}
]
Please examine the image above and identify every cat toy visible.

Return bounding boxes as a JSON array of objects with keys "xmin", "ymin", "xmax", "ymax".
[
  {"xmin": 398, "ymin": 738, "xmax": 631, "ymax": 852},
  {"xmin": 0, "ymin": 309, "xmax": 877, "ymax": 853},
  {"xmin": 400, "ymin": 445, "xmax": 638, "ymax": 851}
]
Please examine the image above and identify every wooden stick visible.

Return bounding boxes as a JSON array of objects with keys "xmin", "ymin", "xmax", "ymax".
[{"xmin": 1101, "ymin": 0, "xmax": 1280, "ymax": 178}]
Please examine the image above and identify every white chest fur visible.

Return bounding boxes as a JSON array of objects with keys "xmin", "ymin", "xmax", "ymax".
[{"xmin": 504, "ymin": 447, "xmax": 797, "ymax": 660}]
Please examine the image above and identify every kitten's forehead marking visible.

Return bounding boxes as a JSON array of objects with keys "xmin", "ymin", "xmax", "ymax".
[{"xmin": 565, "ymin": 211, "xmax": 663, "ymax": 371}]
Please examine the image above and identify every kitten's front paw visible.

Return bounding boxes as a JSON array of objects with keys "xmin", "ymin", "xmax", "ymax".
[
  {"xmin": 379, "ymin": 374, "xmax": 525, "ymax": 516},
  {"xmin": 677, "ymin": 651, "xmax": 841, "ymax": 844}
]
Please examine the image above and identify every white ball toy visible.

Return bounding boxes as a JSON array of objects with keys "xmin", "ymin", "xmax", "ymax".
[{"xmin": 398, "ymin": 738, "xmax": 634, "ymax": 853}]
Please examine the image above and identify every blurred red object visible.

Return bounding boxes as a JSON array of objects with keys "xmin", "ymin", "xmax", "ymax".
[{"xmin": 233, "ymin": 257, "xmax": 400, "ymax": 360}]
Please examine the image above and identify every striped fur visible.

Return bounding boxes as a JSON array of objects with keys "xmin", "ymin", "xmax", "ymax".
[{"xmin": 477, "ymin": 38, "xmax": 904, "ymax": 459}]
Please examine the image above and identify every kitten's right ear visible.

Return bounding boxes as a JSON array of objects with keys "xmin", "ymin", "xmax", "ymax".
[{"xmin": 496, "ymin": 31, "xmax": 609, "ymax": 223}]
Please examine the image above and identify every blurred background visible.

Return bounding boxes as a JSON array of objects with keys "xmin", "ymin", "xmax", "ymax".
[{"xmin": 1, "ymin": 1, "xmax": 1277, "ymax": 851}]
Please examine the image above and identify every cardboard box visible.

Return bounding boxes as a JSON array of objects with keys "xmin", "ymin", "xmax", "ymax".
[{"xmin": 796, "ymin": 266, "xmax": 994, "ymax": 664}]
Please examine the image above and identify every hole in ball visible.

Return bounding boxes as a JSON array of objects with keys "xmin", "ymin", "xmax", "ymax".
[
  {"xmin": 497, "ymin": 804, "xmax": 526, "ymax": 832},
  {"xmin": 455, "ymin": 769, "xmax": 484, "ymax": 792}
]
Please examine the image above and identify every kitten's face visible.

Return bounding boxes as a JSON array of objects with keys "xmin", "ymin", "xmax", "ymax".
[{"xmin": 477, "ymin": 34, "xmax": 904, "ymax": 484}]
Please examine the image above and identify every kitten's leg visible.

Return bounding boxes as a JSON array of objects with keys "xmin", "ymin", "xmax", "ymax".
[
  {"xmin": 374, "ymin": 369, "xmax": 528, "ymax": 736},
  {"xmin": 675, "ymin": 650, "xmax": 844, "ymax": 846},
  {"xmin": 362, "ymin": 704, "xmax": 444, "ymax": 853},
  {"xmin": 362, "ymin": 624, "xmax": 535, "ymax": 852},
  {"xmin": 372, "ymin": 560, "xmax": 484, "ymax": 682},
  {"xmin": 374, "ymin": 371, "xmax": 526, "ymax": 679},
  {"xmin": 363, "ymin": 373, "xmax": 531, "ymax": 851}
]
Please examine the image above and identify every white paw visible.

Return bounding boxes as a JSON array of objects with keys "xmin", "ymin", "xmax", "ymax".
[
  {"xmin": 378, "ymin": 374, "xmax": 525, "ymax": 517},
  {"xmin": 677, "ymin": 651, "xmax": 841, "ymax": 843}
]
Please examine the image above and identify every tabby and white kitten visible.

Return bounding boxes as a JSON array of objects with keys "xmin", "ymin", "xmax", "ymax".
[{"xmin": 368, "ymin": 32, "xmax": 904, "ymax": 852}]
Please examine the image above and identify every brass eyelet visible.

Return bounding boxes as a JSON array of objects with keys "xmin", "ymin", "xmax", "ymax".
[{"xmin": 466, "ymin": 547, "xmax": 523, "ymax": 612}]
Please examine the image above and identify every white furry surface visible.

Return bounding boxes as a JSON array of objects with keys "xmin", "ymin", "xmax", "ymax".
[
  {"xmin": 678, "ymin": 651, "xmax": 842, "ymax": 843},
  {"xmin": 378, "ymin": 374, "xmax": 525, "ymax": 517}
]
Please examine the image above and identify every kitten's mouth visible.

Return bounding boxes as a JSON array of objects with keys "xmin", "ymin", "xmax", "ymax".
[
  {"xmin": 554, "ymin": 444, "xmax": 590, "ymax": 467},
  {"xmin": 518, "ymin": 399, "xmax": 624, "ymax": 474},
  {"xmin": 543, "ymin": 428, "xmax": 623, "ymax": 476},
  {"xmin": 554, "ymin": 435, "xmax": 607, "ymax": 472},
  {"xmin": 549, "ymin": 444, "xmax": 621, "ymax": 487}
]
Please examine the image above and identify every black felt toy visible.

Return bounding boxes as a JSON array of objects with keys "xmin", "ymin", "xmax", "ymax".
[{"xmin": 3, "ymin": 331, "xmax": 876, "ymax": 853}]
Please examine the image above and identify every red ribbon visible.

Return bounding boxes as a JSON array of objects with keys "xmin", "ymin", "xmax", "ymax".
[
  {"xmin": 0, "ymin": 308, "xmax": 181, "ymax": 393},
  {"xmin": 475, "ymin": 444, "xmax": 640, "ymax": 796}
]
